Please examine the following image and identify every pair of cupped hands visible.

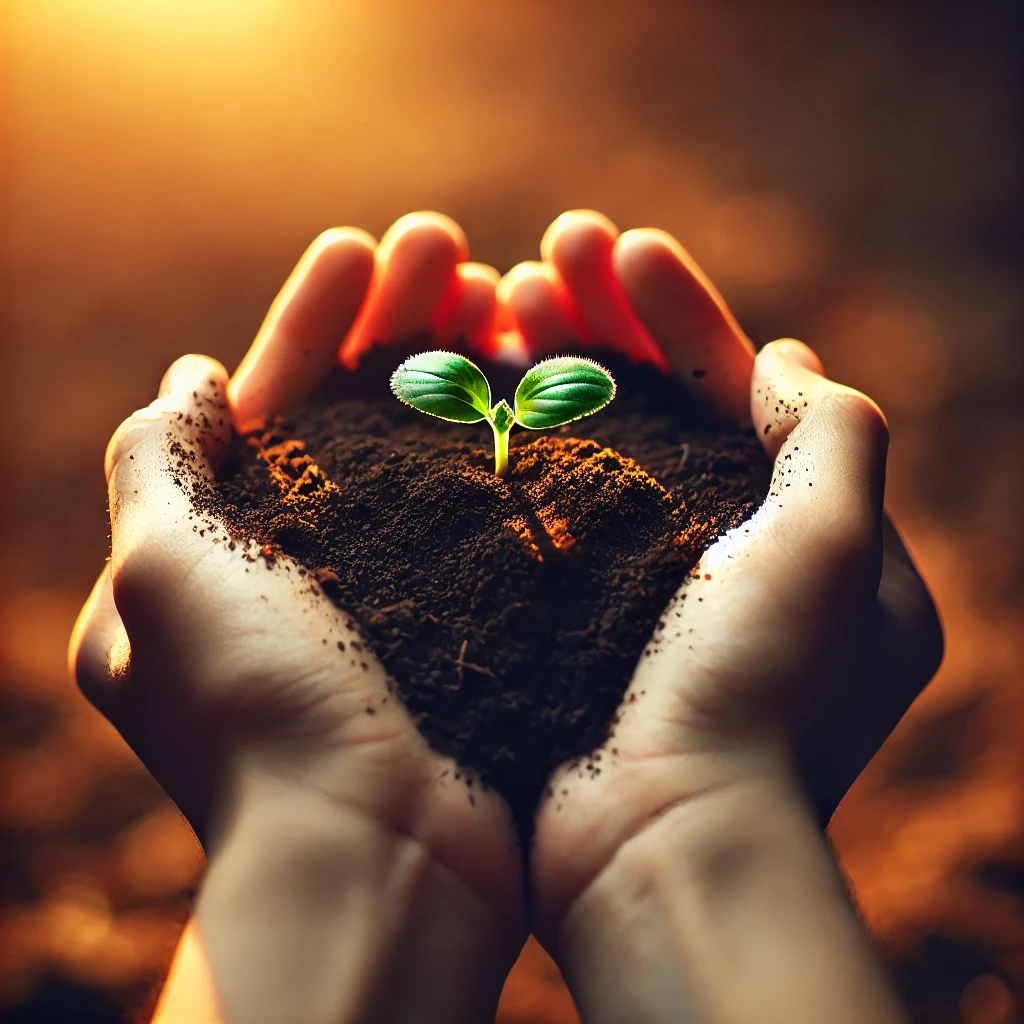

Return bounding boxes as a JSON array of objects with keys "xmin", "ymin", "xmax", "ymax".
[{"xmin": 70, "ymin": 210, "xmax": 942, "ymax": 1023}]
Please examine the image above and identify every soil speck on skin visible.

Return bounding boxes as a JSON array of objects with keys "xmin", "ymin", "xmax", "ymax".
[{"xmin": 191, "ymin": 341, "xmax": 770, "ymax": 841}]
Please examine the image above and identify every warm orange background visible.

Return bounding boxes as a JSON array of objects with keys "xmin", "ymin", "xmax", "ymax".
[{"xmin": 1, "ymin": 2, "xmax": 1021, "ymax": 1022}]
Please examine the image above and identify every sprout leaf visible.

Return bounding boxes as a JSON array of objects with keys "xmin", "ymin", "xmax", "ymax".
[
  {"xmin": 391, "ymin": 351, "xmax": 617, "ymax": 476},
  {"xmin": 390, "ymin": 351, "xmax": 492, "ymax": 423},
  {"xmin": 513, "ymin": 356, "xmax": 616, "ymax": 429}
]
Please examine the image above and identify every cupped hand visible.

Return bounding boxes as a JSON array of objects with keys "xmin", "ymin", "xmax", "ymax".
[
  {"xmin": 497, "ymin": 211, "xmax": 944, "ymax": 943},
  {"xmin": 69, "ymin": 213, "xmax": 524, "ymax": 1022}
]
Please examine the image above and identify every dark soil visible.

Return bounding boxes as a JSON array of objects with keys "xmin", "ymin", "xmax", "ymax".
[{"xmin": 195, "ymin": 341, "xmax": 770, "ymax": 840}]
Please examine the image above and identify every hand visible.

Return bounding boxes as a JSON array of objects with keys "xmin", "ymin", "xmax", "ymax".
[
  {"xmin": 498, "ymin": 211, "xmax": 943, "ymax": 1022},
  {"xmin": 69, "ymin": 213, "xmax": 525, "ymax": 1024}
]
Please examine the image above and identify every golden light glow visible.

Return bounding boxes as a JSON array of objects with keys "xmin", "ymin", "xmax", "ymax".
[{"xmin": 3, "ymin": 2, "xmax": 1020, "ymax": 1021}]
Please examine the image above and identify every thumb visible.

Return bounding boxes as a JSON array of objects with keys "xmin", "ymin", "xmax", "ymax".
[
  {"xmin": 751, "ymin": 339, "xmax": 888, "ymax": 597},
  {"xmin": 74, "ymin": 344, "xmax": 230, "ymax": 703},
  {"xmin": 104, "ymin": 355, "xmax": 232, "ymax": 654},
  {"xmin": 105, "ymin": 354, "xmax": 231, "ymax": 485}
]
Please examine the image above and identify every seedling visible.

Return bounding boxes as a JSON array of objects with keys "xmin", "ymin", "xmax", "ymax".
[{"xmin": 390, "ymin": 351, "xmax": 616, "ymax": 477}]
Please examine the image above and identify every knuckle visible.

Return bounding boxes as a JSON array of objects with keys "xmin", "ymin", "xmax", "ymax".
[
  {"xmin": 71, "ymin": 631, "xmax": 108, "ymax": 706},
  {"xmin": 825, "ymin": 388, "xmax": 889, "ymax": 451},
  {"xmin": 74, "ymin": 638, "xmax": 127, "ymax": 716},
  {"xmin": 69, "ymin": 603, "xmax": 129, "ymax": 716},
  {"xmin": 109, "ymin": 553, "xmax": 164, "ymax": 632},
  {"xmin": 107, "ymin": 556, "xmax": 173, "ymax": 665}
]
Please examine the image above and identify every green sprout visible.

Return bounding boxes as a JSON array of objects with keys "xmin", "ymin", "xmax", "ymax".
[{"xmin": 390, "ymin": 351, "xmax": 617, "ymax": 477}]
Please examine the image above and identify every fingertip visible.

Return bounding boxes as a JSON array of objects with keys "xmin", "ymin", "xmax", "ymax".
[
  {"xmin": 610, "ymin": 228, "xmax": 754, "ymax": 413},
  {"xmin": 377, "ymin": 211, "xmax": 470, "ymax": 264},
  {"xmin": 486, "ymin": 331, "xmax": 532, "ymax": 366},
  {"xmin": 432, "ymin": 261, "xmax": 500, "ymax": 350},
  {"xmin": 614, "ymin": 228, "xmax": 701, "ymax": 309},
  {"xmin": 540, "ymin": 209, "xmax": 619, "ymax": 263},
  {"xmin": 309, "ymin": 225, "xmax": 378, "ymax": 259},
  {"xmin": 613, "ymin": 226, "xmax": 677, "ymax": 268},
  {"xmin": 495, "ymin": 260, "xmax": 552, "ymax": 306},
  {"xmin": 764, "ymin": 338, "xmax": 825, "ymax": 375},
  {"xmin": 339, "ymin": 213, "xmax": 470, "ymax": 368},
  {"xmin": 497, "ymin": 261, "xmax": 568, "ymax": 325},
  {"xmin": 297, "ymin": 227, "xmax": 378, "ymax": 305},
  {"xmin": 158, "ymin": 354, "xmax": 230, "ymax": 400},
  {"xmin": 457, "ymin": 260, "xmax": 500, "ymax": 288},
  {"xmin": 108, "ymin": 356, "xmax": 232, "ymax": 484},
  {"xmin": 754, "ymin": 338, "xmax": 882, "ymax": 441},
  {"xmin": 497, "ymin": 260, "xmax": 581, "ymax": 358},
  {"xmin": 541, "ymin": 212, "xmax": 670, "ymax": 368},
  {"xmin": 231, "ymin": 230, "xmax": 376, "ymax": 425}
]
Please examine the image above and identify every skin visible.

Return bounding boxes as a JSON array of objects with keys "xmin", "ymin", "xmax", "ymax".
[
  {"xmin": 513, "ymin": 212, "xmax": 943, "ymax": 1021},
  {"xmin": 70, "ymin": 213, "xmax": 524, "ymax": 1024},
  {"xmin": 69, "ymin": 209, "xmax": 942, "ymax": 1023}
]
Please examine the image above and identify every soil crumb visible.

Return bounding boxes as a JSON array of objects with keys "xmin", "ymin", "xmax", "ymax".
[{"xmin": 194, "ymin": 341, "xmax": 770, "ymax": 840}]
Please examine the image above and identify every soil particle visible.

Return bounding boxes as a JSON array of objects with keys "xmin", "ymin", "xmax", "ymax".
[{"xmin": 192, "ymin": 341, "xmax": 770, "ymax": 840}]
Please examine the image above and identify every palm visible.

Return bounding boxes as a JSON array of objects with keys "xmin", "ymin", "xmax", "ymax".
[
  {"xmin": 71, "ymin": 208, "xmax": 942, "ymax": 972},
  {"xmin": 490, "ymin": 211, "xmax": 942, "ymax": 941},
  {"xmin": 528, "ymin": 392, "xmax": 893, "ymax": 933},
  {"xmin": 71, "ymin": 214, "xmax": 525, "ymax": 945},
  {"xmin": 102, "ymin": 434, "xmax": 518, "ymax": 894}
]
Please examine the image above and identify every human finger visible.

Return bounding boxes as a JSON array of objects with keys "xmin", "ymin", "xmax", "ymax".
[
  {"xmin": 105, "ymin": 354, "xmax": 389, "ymax": 708},
  {"xmin": 431, "ymin": 261, "xmax": 500, "ymax": 354},
  {"xmin": 751, "ymin": 338, "xmax": 888, "ymax": 595},
  {"xmin": 613, "ymin": 228, "xmax": 754, "ymax": 424},
  {"xmin": 105, "ymin": 354, "xmax": 232, "ymax": 486},
  {"xmin": 339, "ymin": 211, "xmax": 469, "ymax": 368},
  {"xmin": 496, "ymin": 260, "xmax": 582, "ymax": 359},
  {"xmin": 229, "ymin": 228, "xmax": 377, "ymax": 431},
  {"xmin": 539, "ymin": 210, "xmax": 669, "ymax": 370},
  {"xmin": 104, "ymin": 355, "xmax": 234, "ymax": 646}
]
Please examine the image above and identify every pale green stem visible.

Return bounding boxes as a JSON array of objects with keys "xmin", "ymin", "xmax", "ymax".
[{"xmin": 491, "ymin": 423, "xmax": 510, "ymax": 477}]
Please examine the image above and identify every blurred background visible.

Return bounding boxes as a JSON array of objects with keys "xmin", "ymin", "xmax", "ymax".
[{"xmin": 1, "ymin": 1, "xmax": 1021, "ymax": 1021}]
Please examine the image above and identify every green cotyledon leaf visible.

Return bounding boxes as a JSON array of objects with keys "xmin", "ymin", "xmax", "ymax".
[
  {"xmin": 390, "ymin": 351, "xmax": 492, "ymax": 423},
  {"xmin": 513, "ymin": 356, "xmax": 616, "ymax": 429}
]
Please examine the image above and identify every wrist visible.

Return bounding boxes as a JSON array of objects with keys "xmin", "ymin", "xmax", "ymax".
[
  {"xmin": 556, "ymin": 768, "xmax": 906, "ymax": 1024},
  {"xmin": 193, "ymin": 768, "xmax": 514, "ymax": 1024}
]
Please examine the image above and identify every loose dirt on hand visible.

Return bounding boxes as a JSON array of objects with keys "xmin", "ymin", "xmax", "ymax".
[{"xmin": 191, "ymin": 341, "xmax": 770, "ymax": 840}]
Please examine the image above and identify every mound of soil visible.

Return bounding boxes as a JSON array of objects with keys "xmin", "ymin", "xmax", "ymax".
[{"xmin": 196, "ymin": 343, "xmax": 770, "ymax": 839}]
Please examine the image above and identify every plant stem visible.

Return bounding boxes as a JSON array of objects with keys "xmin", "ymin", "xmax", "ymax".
[{"xmin": 492, "ymin": 423, "xmax": 510, "ymax": 477}]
